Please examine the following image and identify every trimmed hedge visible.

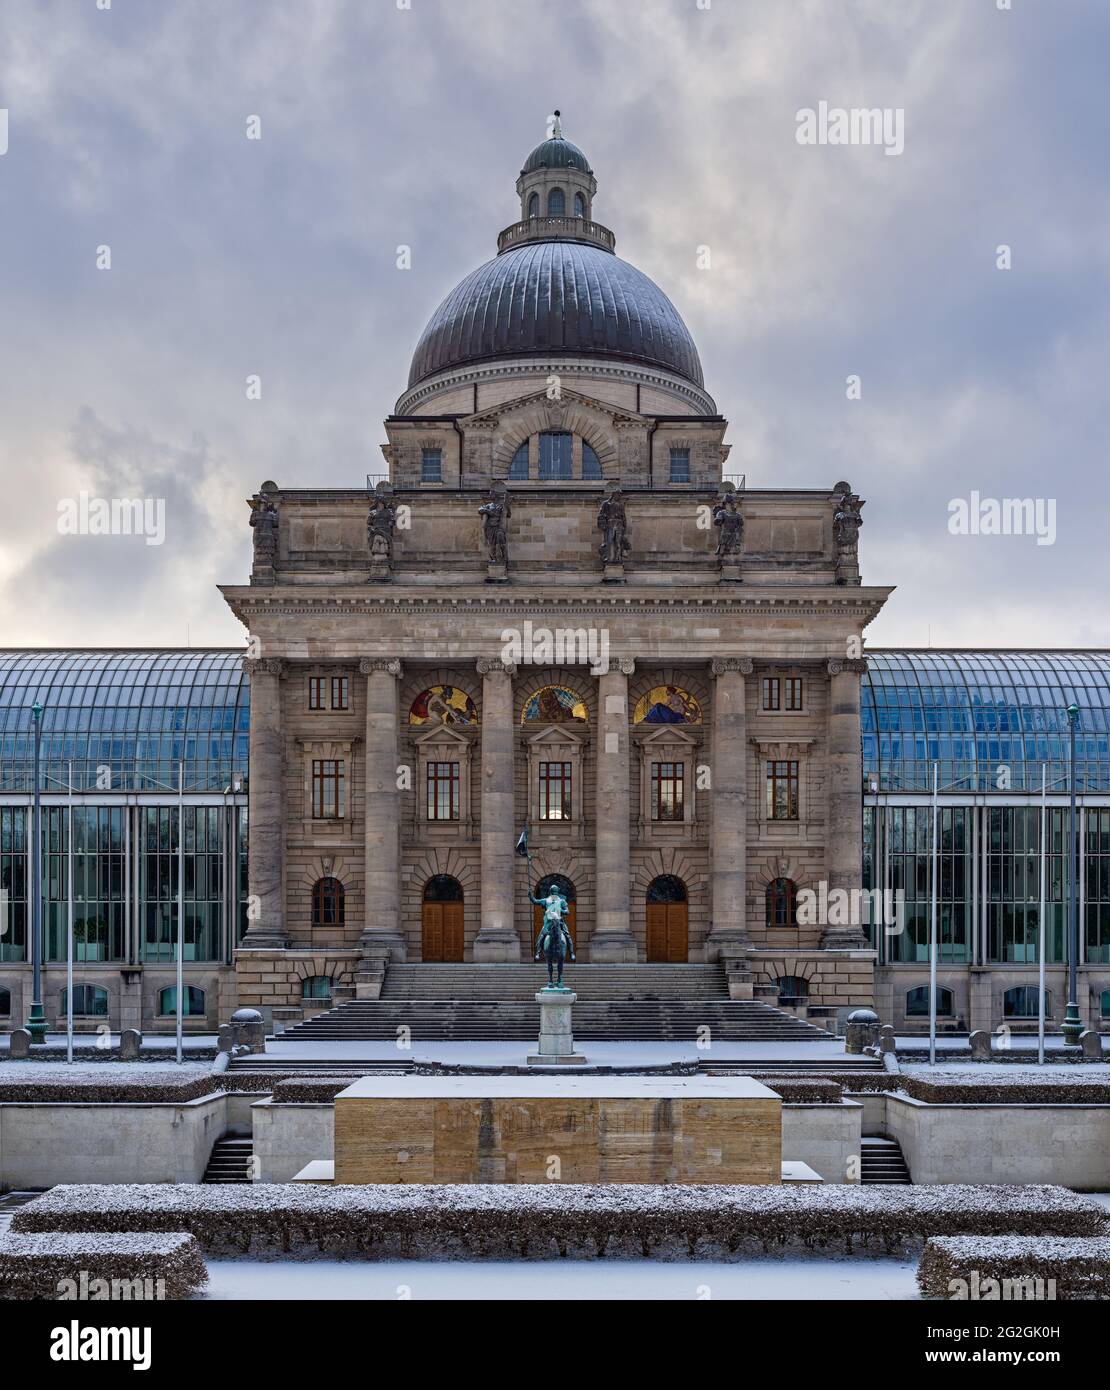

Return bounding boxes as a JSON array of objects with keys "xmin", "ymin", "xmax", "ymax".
[
  {"xmin": 0, "ymin": 1232, "xmax": 207, "ymax": 1301},
  {"xmin": 901, "ymin": 1075, "xmax": 1110, "ymax": 1105},
  {"xmin": 758, "ymin": 1079, "xmax": 842, "ymax": 1104},
  {"xmin": 12, "ymin": 1183, "xmax": 1107, "ymax": 1261},
  {"xmin": 918, "ymin": 1235, "xmax": 1110, "ymax": 1300},
  {"xmin": 0, "ymin": 1074, "xmax": 217, "ymax": 1105}
]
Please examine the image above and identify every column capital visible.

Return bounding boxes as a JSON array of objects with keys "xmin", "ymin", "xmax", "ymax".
[
  {"xmin": 596, "ymin": 658, "xmax": 635, "ymax": 677},
  {"xmin": 242, "ymin": 657, "xmax": 287, "ymax": 678},
  {"xmin": 476, "ymin": 657, "xmax": 516, "ymax": 677},
  {"xmin": 711, "ymin": 657, "xmax": 753, "ymax": 677},
  {"xmin": 826, "ymin": 657, "xmax": 869, "ymax": 676},
  {"xmin": 359, "ymin": 658, "xmax": 403, "ymax": 678}
]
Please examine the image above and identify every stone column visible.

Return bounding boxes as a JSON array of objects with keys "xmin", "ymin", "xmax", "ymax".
[
  {"xmin": 592, "ymin": 659, "xmax": 637, "ymax": 962},
  {"xmin": 474, "ymin": 658, "xmax": 520, "ymax": 961},
  {"xmin": 241, "ymin": 657, "xmax": 287, "ymax": 947},
  {"xmin": 707, "ymin": 657, "xmax": 753, "ymax": 958},
  {"xmin": 359, "ymin": 659, "xmax": 406, "ymax": 967},
  {"xmin": 824, "ymin": 657, "xmax": 869, "ymax": 948}
]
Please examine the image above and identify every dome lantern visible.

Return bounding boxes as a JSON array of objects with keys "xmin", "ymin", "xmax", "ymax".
[{"xmin": 511, "ymin": 110, "xmax": 603, "ymax": 249}]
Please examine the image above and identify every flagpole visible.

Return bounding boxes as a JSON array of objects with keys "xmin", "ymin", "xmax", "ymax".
[
  {"xmin": 930, "ymin": 762, "xmax": 938, "ymax": 1067},
  {"xmin": 67, "ymin": 760, "xmax": 74, "ymax": 1066},
  {"xmin": 1038, "ymin": 762, "xmax": 1047, "ymax": 1066},
  {"xmin": 176, "ymin": 760, "xmax": 184, "ymax": 1065}
]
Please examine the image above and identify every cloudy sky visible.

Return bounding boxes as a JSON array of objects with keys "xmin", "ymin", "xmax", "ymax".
[{"xmin": 1, "ymin": 0, "xmax": 1107, "ymax": 650}]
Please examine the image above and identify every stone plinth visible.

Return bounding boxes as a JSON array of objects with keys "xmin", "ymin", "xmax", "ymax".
[
  {"xmin": 527, "ymin": 989, "xmax": 584, "ymax": 1066},
  {"xmin": 332, "ymin": 1075, "xmax": 782, "ymax": 1185}
]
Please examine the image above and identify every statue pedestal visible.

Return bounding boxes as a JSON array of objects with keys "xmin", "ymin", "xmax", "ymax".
[
  {"xmin": 718, "ymin": 560, "xmax": 742, "ymax": 584},
  {"xmin": 485, "ymin": 562, "xmax": 508, "ymax": 584},
  {"xmin": 601, "ymin": 562, "xmax": 625, "ymax": 584},
  {"xmin": 527, "ymin": 989, "xmax": 585, "ymax": 1066},
  {"xmin": 369, "ymin": 559, "xmax": 392, "ymax": 583}
]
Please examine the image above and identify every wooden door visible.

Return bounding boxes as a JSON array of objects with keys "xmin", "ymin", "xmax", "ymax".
[
  {"xmin": 646, "ymin": 903, "xmax": 687, "ymax": 962},
  {"xmin": 533, "ymin": 902, "xmax": 576, "ymax": 952},
  {"xmin": 422, "ymin": 902, "xmax": 464, "ymax": 961}
]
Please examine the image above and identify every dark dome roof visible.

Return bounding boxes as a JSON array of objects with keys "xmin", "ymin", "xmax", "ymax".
[
  {"xmin": 407, "ymin": 240, "xmax": 704, "ymax": 389},
  {"xmin": 521, "ymin": 136, "xmax": 591, "ymax": 174}
]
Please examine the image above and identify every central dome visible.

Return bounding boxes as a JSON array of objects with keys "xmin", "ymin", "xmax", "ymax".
[{"xmin": 407, "ymin": 240, "xmax": 704, "ymax": 390}]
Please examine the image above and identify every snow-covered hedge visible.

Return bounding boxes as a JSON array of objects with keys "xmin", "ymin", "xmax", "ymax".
[
  {"xmin": 0, "ymin": 1232, "xmax": 207, "ymax": 1301},
  {"xmin": 270, "ymin": 1076, "xmax": 365, "ymax": 1103},
  {"xmin": 0, "ymin": 1070, "xmax": 217, "ymax": 1105},
  {"xmin": 12, "ymin": 1183, "xmax": 1106, "ymax": 1260},
  {"xmin": 901, "ymin": 1068, "xmax": 1110, "ymax": 1105},
  {"xmin": 758, "ymin": 1078, "xmax": 842, "ymax": 1103},
  {"xmin": 918, "ymin": 1235, "xmax": 1110, "ymax": 1300}
]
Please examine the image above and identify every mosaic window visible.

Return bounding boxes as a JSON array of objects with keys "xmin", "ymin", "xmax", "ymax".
[
  {"xmin": 520, "ymin": 686, "xmax": 587, "ymax": 723},
  {"xmin": 633, "ymin": 686, "xmax": 701, "ymax": 725},
  {"xmin": 408, "ymin": 685, "xmax": 478, "ymax": 726}
]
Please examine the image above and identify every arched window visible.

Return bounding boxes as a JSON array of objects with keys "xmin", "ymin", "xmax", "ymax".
[
  {"xmin": 60, "ymin": 984, "xmax": 108, "ymax": 1017},
  {"xmin": 906, "ymin": 985, "xmax": 953, "ymax": 1017},
  {"xmin": 1004, "ymin": 985, "xmax": 1049, "ymax": 1018},
  {"xmin": 302, "ymin": 976, "xmax": 332, "ymax": 1001},
  {"xmin": 547, "ymin": 187, "xmax": 565, "ymax": 217},
  {"xmin": 535, "ymin": 874, "xmax": 576, "ymax": 903},
  {"xmin": 312, "ymin": 876, "xmax": 345, "ymax": 928},
  {"xmin": 647, "ymin": 875, "xmax": 687, "ymax": 904},
  {"xmin": 423, "ymin": 874, "xmax": 464, "ymax": 903},
  {"xmin": 159, "ymin": 985, "xmax": 206, "ymax": 1017},
  {"xmin": 766, "ymin": 878, "xmax": 797, "ymax": 928},
  {"xmin": 582, "ymin": 442, "xmax": 602, "ymax": 479},
  {"xmin": 538, "ymin": 431, "xmax": 572, "ymax": 480},
  {"xmin": 408, "ymin": 686, "xmax": 478, "ymax": 726},
  {"xmin": 777, "ymin": 976, "xmax": 809, "ymax": 1004},
  {"xmin": 0, "ymin": 987, "xmax": 10, "ymax": 1017},
  {"xmin": 574, "ymin": 191, "xmax": 586, "ymax": 219},
  {"xmin": 527, "ymin": 192, "xmax": 539, "ymax": 219},
  {"xmin": 508, "ymin": 442, "xmax": 529, "ymax": 479}
]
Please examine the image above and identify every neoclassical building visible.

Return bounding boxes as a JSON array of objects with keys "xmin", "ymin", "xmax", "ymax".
[
  {"xmin": 222, "ymin": 120, "xmax": 888, "ymax": 1019},
  {"xmin": 3, "ymin": 123, "xmax": 1109, "ymax": 1039}
]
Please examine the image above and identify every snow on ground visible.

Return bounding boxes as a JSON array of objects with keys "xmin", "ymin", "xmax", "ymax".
[
  {"xmin": 199, "ymin": 1256, "xmax": 919, "ymax": 1301},
  {"xmin": 245, "ymin": 1038, "xmax": 857, "ymax": 1066},
  {"xmin": 0, "ymin": 1034, "xmax": 216, "ymax": 1053}
]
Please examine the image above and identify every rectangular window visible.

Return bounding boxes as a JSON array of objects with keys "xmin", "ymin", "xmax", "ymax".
[
  {"xmin": 538, "ymin": 762, "xmax": 572, "ymax": 820},
  {"xmin": 766, "ymin": 760, "xmax": 799, "ymax": 820},
  {"xmin": 331, "ymin": 676, "xmax": 349, "ymax": 711},
  {"xmin": 785, "ymin": 677, "xmax": 803, "ymax": 711},
  {"xmin": 426, "ymin": 762, "xmax": 460, "ymax": 821},
  {"xmin": 312, "ymin": 759, "xmax": 344, "ymax": 819},
  {"xmin": 762, "ymin": 677, "xmax": 780, "ymax": 711},
  {"xmin": 309, "ymin": 676, "xmax": 326, "ymax": 711},
  {"xmin": 669, "ymin": 447, "xmax": 691, "ymax": 483},
  {"xmin": 651, "ymin": 762, "xmax": 685, "ymax": 821},
  {"xmin": 421, "ymin": 448, "xmax": 443, "ymax": 482},
  {"xmin": 538, "ymin": 432, "xmax": 573, "ymax": 480}
]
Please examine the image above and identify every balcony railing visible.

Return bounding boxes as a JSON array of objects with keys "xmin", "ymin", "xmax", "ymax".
[{"xmin": 497, "ymin": 216, "xmax": 616, "ymax": 255}]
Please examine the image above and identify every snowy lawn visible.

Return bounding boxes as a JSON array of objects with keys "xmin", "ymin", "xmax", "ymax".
[
  {"xmin": 0, "ymin": 1062, "xmax": 212, "ymax": 1082},
  {"xmin": 901, "ymin": 1064, "xmax": 1110, "ymax": 1085},
  {"xmin": 199, "ymin": 1255, "xmax": 919, "ymax": 1300}
]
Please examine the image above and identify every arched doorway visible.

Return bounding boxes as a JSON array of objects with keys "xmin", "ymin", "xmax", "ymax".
[
  {"xmin": 532, "ymin": 875, "xmax": 577, "ymax": 953},
  {"xmin": 646, "ymin": 874, "xmax": 688, "ymax": 962},
  {"xmin": 422, "ymin": 875, "xmax": 464, "ymax": 961}
]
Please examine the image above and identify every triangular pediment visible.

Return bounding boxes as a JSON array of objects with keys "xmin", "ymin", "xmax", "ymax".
[
  {"xmin": 638, "ymin": 725, "xmax": 700, "ymax": 747},
  {"xmin": 525, "ymin": 724, "xmax": 588, "ymax": 748},
  {"xmin": 413, "ymin": 723, "xmax": 473, "ymax": 749},
  {"xmin": 461, "ymin": 387, "xmax": 647, "ymax": 432}
]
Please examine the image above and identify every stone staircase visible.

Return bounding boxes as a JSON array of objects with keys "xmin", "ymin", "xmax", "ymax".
[
  {"xmin": 201, "ymin": 1135, "xmax": 254, "ymax": 1184},
  {"xmin": 279, "ymin": 964, "xmax": 829, "ymax": 1044},
  {"xmin": 859, "ymin": 1136, "xmax": 912, "ymax": 1184}
]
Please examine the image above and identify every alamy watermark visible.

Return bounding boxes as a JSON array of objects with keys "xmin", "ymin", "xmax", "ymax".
[
  {"xmin": 948, "ymin": 492, "xmax": 1056, "ymax": 546},
  {"xmin": 500, "ymin": 621, "xmax": 609, "ymax": 676},
  {"xmin": 796, "ymin": 102, "xmax": 904, "ymax": 157},
  {"xmin": 57, "ymin": 492, "xmax": 165, "ymax": 546}
]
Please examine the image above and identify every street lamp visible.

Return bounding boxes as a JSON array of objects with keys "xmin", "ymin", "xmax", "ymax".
[
  {"xmin": 1062, "ymin": 703, "xmax": 1083, "ymax": 1045},
  {"xmin": 25, "ymin": 701, "xmax": 46, "ymax": 1044}
]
